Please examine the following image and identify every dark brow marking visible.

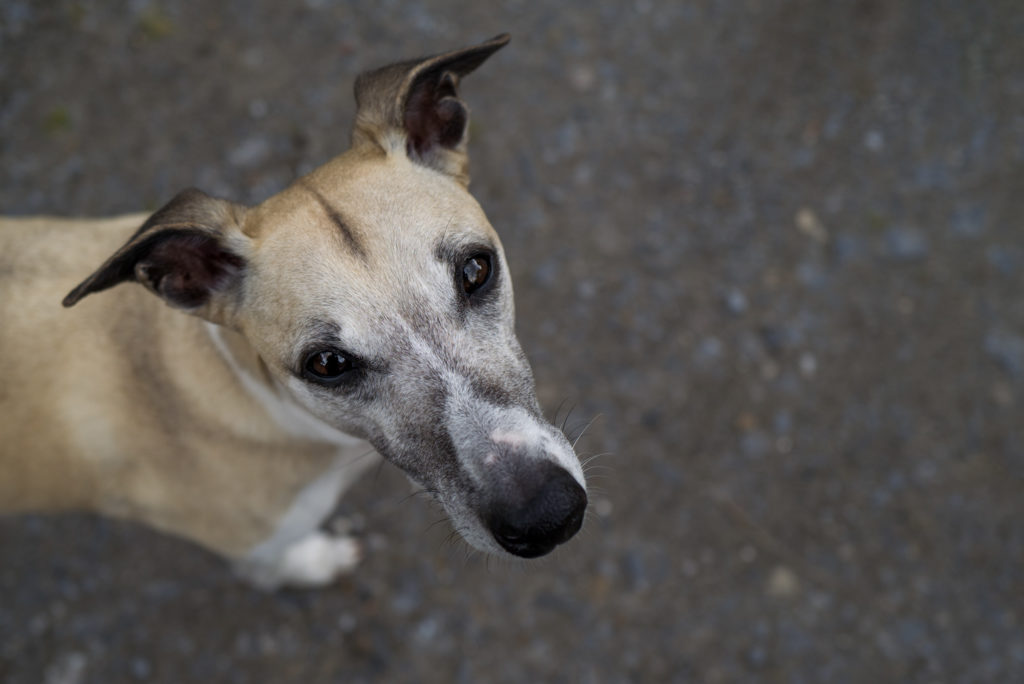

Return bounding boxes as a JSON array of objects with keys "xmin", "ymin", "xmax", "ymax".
[
  {"xmin": 432, "ymin": 234, "xmax": 498, "ymax": 268},
  {"xmin": 303, "ymin": 183, "xmax": 367, "ymax": 259}
]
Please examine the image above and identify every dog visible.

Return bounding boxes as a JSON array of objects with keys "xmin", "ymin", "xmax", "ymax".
[{"xmin": 0, "ymin": 34, "xmax": 587, "ymax": 589}]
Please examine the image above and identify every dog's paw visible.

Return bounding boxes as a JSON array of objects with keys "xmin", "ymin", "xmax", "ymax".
[
  {"xmin": 278, "ymin": 530, "xmax": 362, "ymax": 587},
  {"xmin": 236, "ymin": 530, "xmax": 362, "ymax": 590}
]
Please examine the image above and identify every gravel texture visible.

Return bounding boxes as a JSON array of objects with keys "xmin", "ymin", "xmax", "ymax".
[{"xmin": 2, "ymin": 1, "xmax": 1023, "ymax": 682}]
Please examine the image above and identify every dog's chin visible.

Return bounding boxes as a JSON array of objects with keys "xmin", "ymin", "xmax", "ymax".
[
  {"xmin": 439, "ymin": 497, "xmax": 585, "ymax": 561},
  {"xmin": 455, "ymin": 525, "xmax": 558, "ymax": 561},
  {"xmin": 455, "ymin": 522, "xmax": 572, "ymax": 560},
  {"xmin": 427, "ymin": 499, "xmax": 521, "ymax": 559},
  {"xmin": 454, "ymin": 521, "xmax": 519, "ymax": 558}
]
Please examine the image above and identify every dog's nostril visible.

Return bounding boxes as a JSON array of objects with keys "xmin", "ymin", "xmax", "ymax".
[
  {"xmin": 559, "ymin": 490, "xmax": 586, "ymax": 541},
  {"xmin": 490, "ymin": 519, "xmax": 527, "ymax": 545},
  {"xmin": 488, "ymin": 466, "xmax": 587, "ymax": 559}
]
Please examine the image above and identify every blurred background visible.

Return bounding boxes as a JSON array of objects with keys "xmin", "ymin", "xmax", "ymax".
[{"xmin": 1, "ymin": 1, "xmax": 1022, "ymax": 682}]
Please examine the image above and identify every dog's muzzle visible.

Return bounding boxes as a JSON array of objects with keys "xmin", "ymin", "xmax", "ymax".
[{"xmin": 484, "ymin": 461, "xmax": 587, "ymax": 558}]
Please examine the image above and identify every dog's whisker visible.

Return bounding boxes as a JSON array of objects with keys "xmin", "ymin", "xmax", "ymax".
[
  {"xmin": 551, "ymin": 397, "xmax": 570, "ymax": 425},
  {"xmin": 397, "ymin": 488, "xmax": 437, "ymax": 506},
  {"xmin": 555, "ymin": 399, "xmax": 577, "ymax": 434},
  {"xmin": 11, "ymin": 34, "xmax": 597, "ymax": 588},
  {"xmin": 580, "ymin": 451, "xmax": 615, "ymax": 467},
  {"xmin": 425, "ymin": 516, "xmax": 453, "ymax": 534},
  {"xmin": 570, "ymin": 414, "xmax": 603, "ymax": 450}
]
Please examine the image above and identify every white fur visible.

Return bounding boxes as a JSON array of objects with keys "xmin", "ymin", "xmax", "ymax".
[
  {"xmin": 270, "ymin": 531, "xmax": 361, "ymax": 588},
  {"xmin": 205, "ymin": 322, "xmax": 365, "ymax": 445},
  {"xmin": 207, "ymin": 322, "xmax": 381, "ymax": 588},
  {"xmin": 446, "ymin": 374, "xmax": 585, "ymax": 487},
  {"xmin": 234, "ymin": 450, "xmax": 376, "ymax": 589},
  {"xmin": 391, "ymin": 319, "xmax": 585, "ymax": 485}
]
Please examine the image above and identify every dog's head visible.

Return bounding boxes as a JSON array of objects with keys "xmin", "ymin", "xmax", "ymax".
[{"xmin": 63, "ymin": 35, "xmax": 586, "ymax": 559}]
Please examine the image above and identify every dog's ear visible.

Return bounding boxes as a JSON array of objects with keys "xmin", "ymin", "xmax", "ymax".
[
  {"xmin": 352, "ymin": 33, "xmax": 509, "ymax": 185},
  {"xmin": 62, "ymin": 188, "xmax": 250, "ymax": 325}
]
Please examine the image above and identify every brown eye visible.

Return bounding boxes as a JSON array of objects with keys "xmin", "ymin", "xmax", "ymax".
[
  {"xmin": 304, "ymin": 350, "xmax": 352, "ymax": 384},
  {"xmin": 462, "ymin": 254, "xmax": 491, "ymax": 295}
]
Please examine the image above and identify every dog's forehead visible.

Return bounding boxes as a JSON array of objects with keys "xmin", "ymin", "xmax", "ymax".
[
  {"xmin": 244, "ymin": 152, "xmax": 508, "ymax": 355},
  {"xmin": 338, "ymin": 155, "xmax": 497, "ymax": 245},
  {"xmin": 258, "ymin": 152, "xmax": 495, "ymax": 243},
  {"xmin": 250, "ymin": 153, "xmax": 500, "ymax": 283}
]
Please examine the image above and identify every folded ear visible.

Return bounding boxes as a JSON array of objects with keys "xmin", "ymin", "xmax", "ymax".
[
  {"xmin": 352, "ymin": 33, "xmax": 510, "ymax": 185},
  {"xmin": 62, "ymin": 188, "xmax": 250, "ymax": 325}
]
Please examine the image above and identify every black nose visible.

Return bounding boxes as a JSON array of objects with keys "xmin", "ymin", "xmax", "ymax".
[{"xmin": 487, "ymin": 464, "xmax": 587, "ymax": 558}]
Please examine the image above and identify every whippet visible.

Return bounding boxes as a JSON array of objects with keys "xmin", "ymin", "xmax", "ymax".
[{"xmin": 0, "ymin": 34, "xmax": 587, "ymax": 589}]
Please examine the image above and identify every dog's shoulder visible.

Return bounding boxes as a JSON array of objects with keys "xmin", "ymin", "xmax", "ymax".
[{"xmin": 1, "ymin": 213, "xmax": 149, "ymax": 281}]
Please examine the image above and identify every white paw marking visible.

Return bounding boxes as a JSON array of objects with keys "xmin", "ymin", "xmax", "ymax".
[
  {"xmin": 277, "ymin": 531, "xmax": 362, "ymax": 587},
  {"xmin": 237, "ymin": 530, "xmax": 363, "ymax": 590}
]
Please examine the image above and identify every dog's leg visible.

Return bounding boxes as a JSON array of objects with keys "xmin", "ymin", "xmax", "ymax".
[
  {"xmin": 232, "ymin": 450, "xmax": 378, "ymax": 590},
  {"xmin": 236, "ymin": 530, "xmax": 362, "ymax": 590}
]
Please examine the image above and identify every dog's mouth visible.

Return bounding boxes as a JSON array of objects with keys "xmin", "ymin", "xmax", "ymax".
[
  {"xmin": 402, "ymin": 450, "xmax": 588, "ymax": 559},
  {"xmin": 381, "ymin": 384, "xmax": 589, "ymax": 558}
]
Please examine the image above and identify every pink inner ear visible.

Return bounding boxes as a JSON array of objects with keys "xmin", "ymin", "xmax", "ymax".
[
  {"xmin": 62, "ymin": 188, "xmax": 247, "ymax": 309},
  {"xmin": 142, "ymin": 232, "xmax": 244, "ymax": 308},
  {"xmin": 404, "ymin": 72, "xmax": 469, "ymax": 158},
  {"xmin": 435, "ymin": 98, "xmax": 468, "ymax": 148}
]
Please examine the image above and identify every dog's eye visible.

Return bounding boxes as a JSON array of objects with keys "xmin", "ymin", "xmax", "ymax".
[
  {"xmin": 462, "ymin": 254, "xmax": 491, "ymax": 296},
  {"xmin": 304, "ymin": 350, "xmax": 353, "ymax": 384}
]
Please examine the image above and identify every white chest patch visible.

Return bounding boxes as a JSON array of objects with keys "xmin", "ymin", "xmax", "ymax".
[{"xmin": 204, "ymin": 322, "xmax": 363, "ymax": 446}]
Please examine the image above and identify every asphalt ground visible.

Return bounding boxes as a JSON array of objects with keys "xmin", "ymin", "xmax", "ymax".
[{"xmin": 1, "ymin": 1, "xmax": 1022, "ymax": 682}]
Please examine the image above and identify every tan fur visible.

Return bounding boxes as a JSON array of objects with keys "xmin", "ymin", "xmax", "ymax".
[
  {"xmin": 0, "ymin": 214, "xmax": 354, "ymax": 555},
  {"xmin": 0, "ymin": 147, "xmax": 483, "ymax": 556},
  {"xmin": 0, "ymin": 36, "xmax": 586, "ymax": 584}
]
